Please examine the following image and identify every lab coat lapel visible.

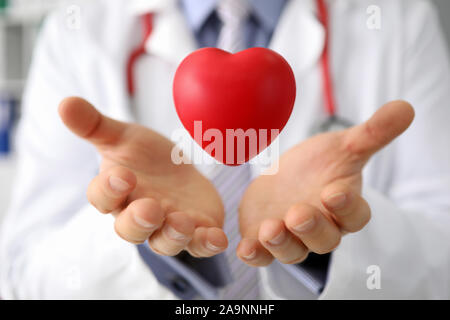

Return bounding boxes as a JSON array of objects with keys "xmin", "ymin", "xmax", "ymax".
[
  {"xmin": 138, "ymin": 0, "xmax": 198, "ymax": 65},
  {"xmin": 270, "ymin": 0, "xmax": 325, "ymax": 78}
]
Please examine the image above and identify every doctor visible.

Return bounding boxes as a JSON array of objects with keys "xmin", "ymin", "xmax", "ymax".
[{"xmin": 1, "ymin": 0, "xmax": 450, "ymax": 299}]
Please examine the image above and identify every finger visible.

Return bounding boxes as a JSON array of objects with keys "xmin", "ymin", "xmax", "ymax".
[
  {"xmin": 187, "ymin": 227, "xmax": 228, "ymax": 257},
  {"xmin": 148, "ymin": 212, "xmax": 195, "ymax": 256},
  {"xmin": 321, "ymin": 183, "xmax": 371, "ymax": 233},
  {"xmin": 87, "ymin": 166, "xmax": 136, "ymax": 213},
  {"xmin": 237, "ymin": 238, "xmax": 274, "ymax": 267},
  {"xmin": 285, "ymin": 203, "xmax": 341, "ymax": 254},
  {"xmin": 58, "ymin": 97, "xmax": 127, "ymax": 147},
  {"xmin": 114, "ymin": 198, "xmax": 165, "ymax": 244},
  {"xmin": 258, "ymin": 218, "xmax": 309, "ymax": 264},
  {"xmin": 344, "ymin": 100, "xmax": 415, "ymax": 159}
]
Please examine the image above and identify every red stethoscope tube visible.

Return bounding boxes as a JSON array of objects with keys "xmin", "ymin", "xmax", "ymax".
[
  {"xmin": 127, "ymin": 0, "xmax": 337, "ymax": 117},
  {"xmin": 316, "ymin": 0, "xmax": 336, "ymax": 117},
  {"xmin": 126, "ymin": 12, "xmax": 154, "ymax": 96}
]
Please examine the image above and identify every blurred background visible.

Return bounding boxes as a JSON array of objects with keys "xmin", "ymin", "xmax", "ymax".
[{"xmin": 0, "ymin": 0, "xmax": 450, "ymax": 225}]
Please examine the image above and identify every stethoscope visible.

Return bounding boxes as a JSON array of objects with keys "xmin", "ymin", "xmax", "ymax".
[{"xmin": 126, "ymin": 0, "xmax": 352, "ymax": 134}]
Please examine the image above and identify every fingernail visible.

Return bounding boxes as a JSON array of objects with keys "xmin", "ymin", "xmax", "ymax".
[
  {"xmin": 133, "ymin": 214, "xmax": 157, "ymax": 229},
  {"xmin": 109, "ymin": 176, "xmax": 130, "ymax": 192},
  {"xmin": 242, "ymin": 250, "xmax": 256, "ymax": 260},
  {"xmin": 267, "ymin": 230, "xmax": 286, "ymax": 246},
  {"xmin": 293, "ymin": 217, "xmax": 316, "ymax": 234},
  {"xmin": 164, "ymin": 225, "xmax": 189, "ymax": 241},
  {"xmin": 205, "ymin": 241, "xmax": 222, "ymax": 252},
  {"xmin": 325, "ymin": 193, "xmax": 347, "ymax": 210}
]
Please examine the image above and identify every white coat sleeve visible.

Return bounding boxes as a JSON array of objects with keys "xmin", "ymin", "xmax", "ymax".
[
  {"xmin": 0, "ymin": 12, "xmax": 176, "ymax": 299},
  {"xmin": 321, "ymin": 1, "xmax": 450, "ymax": 299}
]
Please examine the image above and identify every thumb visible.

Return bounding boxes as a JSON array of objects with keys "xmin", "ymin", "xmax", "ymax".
[
  {"xmin": 58, "ymin": 97, "xmax": 127, "ymax": 147},
  {"xmin": 343, "ymin": 100, "xmax": 415, "ymax": 159}
]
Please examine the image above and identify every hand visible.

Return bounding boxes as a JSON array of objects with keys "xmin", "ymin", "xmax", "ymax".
[
  {"xmin": 237, "ymin": 101, "xmax": 415, "ymax": 266},
  {"xmin": 59, "ymin": 97, "xmax": 227, "ymax": 257}
]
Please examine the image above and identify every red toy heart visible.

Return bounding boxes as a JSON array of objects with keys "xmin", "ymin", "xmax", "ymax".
[{"xmin": 173, "ymin": 47, "xmax": 296, "ymax": 166}]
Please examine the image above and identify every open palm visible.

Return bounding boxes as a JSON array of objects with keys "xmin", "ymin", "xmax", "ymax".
[
  {"xmin": 237, "ymin": 101, "xmax": 415, "ymax": 266},
  {"xmin": 59, "ymin": 97, "xmax": 227, "ymax": 258}
]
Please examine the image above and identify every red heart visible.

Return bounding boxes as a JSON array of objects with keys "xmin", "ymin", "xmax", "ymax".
[{"xmin": 173, "ymin": 47, "xmax": 296, "ymax": 166}]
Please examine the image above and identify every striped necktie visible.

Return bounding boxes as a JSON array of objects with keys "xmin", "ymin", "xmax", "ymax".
[
  {"xmin": 213, "ymin": 0, "xmax": 260, "ymax": 300},
  {"xmin": 216, "ymin": 0, "xmax": 250, "ymax": 53}
]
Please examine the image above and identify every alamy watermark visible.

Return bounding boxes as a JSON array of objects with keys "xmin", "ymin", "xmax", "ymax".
[
  {"xmin": 170, "ymin": 121, "xmax": 280, "ymax": 175},
  {"xmin": 65, "ymin": 265, "xmax": 81, "ymax": 290},
  {"xmin": 66, "ymin": 5, "xmax": 82, "ymax": 30},
  {"xmin": 366, "ymin": 5, "xmax": 382, "ymax": 30},
  {"xmin": 366, "ymin": 265, "xmax": 381, "ymax": 290}
]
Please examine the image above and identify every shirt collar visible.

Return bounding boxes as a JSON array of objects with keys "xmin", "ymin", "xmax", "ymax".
[{"xmin": 180, "ymin": 0, "xmax": 288, "ymax": 33}]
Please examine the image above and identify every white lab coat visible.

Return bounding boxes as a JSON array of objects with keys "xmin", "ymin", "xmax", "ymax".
[{"xmin": 1, "ymin": 0, "xmax": 450, "ymax": 299}]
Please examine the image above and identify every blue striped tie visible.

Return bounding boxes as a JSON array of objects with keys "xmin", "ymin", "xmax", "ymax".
[{"xmin": 211, "ymin": 163, "xmax": 260, "ymax": 300}]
